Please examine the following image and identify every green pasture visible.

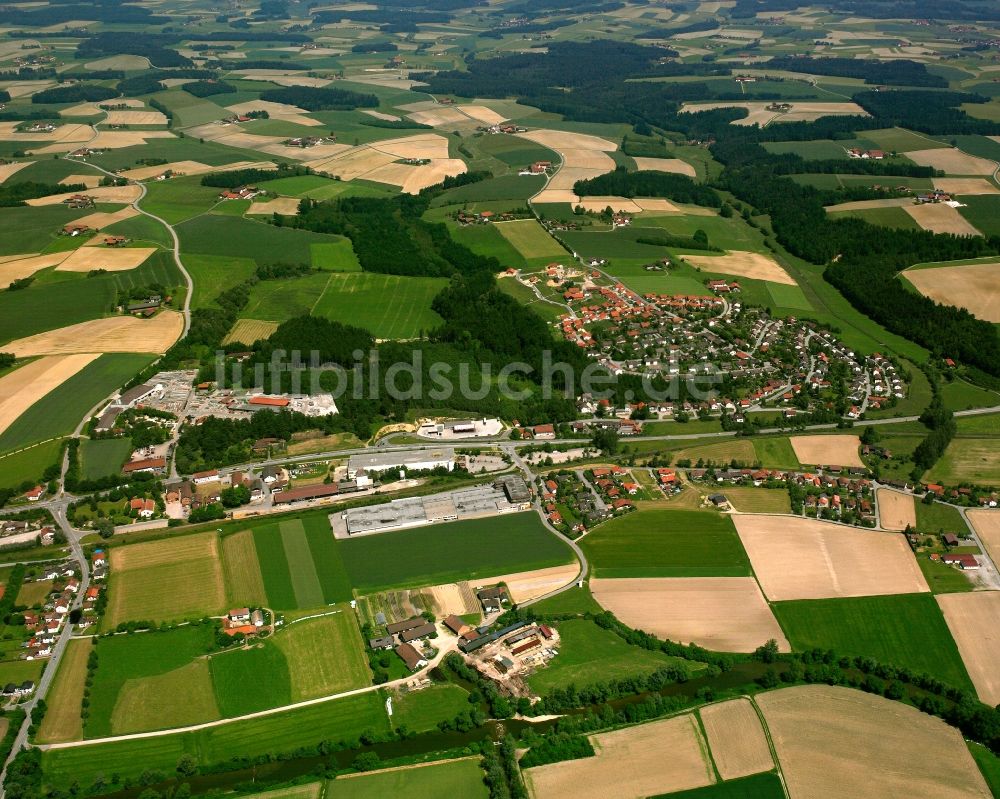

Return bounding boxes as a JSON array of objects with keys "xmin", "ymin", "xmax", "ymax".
[
  {"xmin": 340, "ymin": 512, "xmax": 572, "ymax": 593},
  {"xmin": 0, "ymin": 354, "xmax": 155, "ymax": 455},
  {"xmin": 311, "ymin": 272, "xmax": 448, "ymax": 339},
  {"xmin": 580, "ymin": 509, "xmax": 751, "ymax": 578},
  {"xmin": 80, "ymin": 438, "xmax": 131, "ymax": 481},
  {"xmin": 773, "ymin": 593, "xmax": 974, "ymax": 691}
]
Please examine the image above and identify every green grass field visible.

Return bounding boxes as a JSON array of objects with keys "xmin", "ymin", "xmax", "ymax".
[
  {"xmin": 0, "ymin": 206, "xmax": 91, "ymax": 257},
  {"xmin": 827, "ymin": 206, "xmax": 920, "ymax": 231},
  {"xmin": 210, "ymin": 642, "xmax": 292, "ymax": 717},
  {"xmin": 914, "ymin": 499, "xmax": 969, "ymax": 535},
  {"xmin": 0, "ymin": 439, "xmax": 63, "ymax": 490},
  {"xmin": 238, "ymin": 271, "xmax": 329, "ymax": 322},
  {"xmin": 43, "ymin": 692, "xmax": 390, "ymax": 789},
  {"xmin": 527, "ymin": 618, "xmax": 700, "ymax": 694},
  {"xmin": 765, "ymin": 281, "xmax": 812, "ymax": 311},
  {"xmin": 580, "ymin": 509, "xmax": 751, "ymax": 578},
  {"xmin": 0, "ymin": 354, "xmax": 155, "ymax": 455},
  {"xmin": 86, "ymin": 624, "xmax": 217, "ymax": 738},
  {"xmin": 719, "ymin": 486, "xmax": 791, "ymax": 514},
  {"xmin": 178, "ymin": 215, "xmax": 344, "ymax": 265},
  {"xmin": 326, "ymin": 758, "xmax": 488, "ymax": 798},
  {"xmin": 752, "ymin": 437, "xmax": 801, "ymax": 470},
  {"xmin": 311, "ymin": 272, "xmax": 448, "ymax": 339},
  {"xmin": 185, "ymin": 254, "xmax": 258, "ymax": 310},
  {"xmin": 917, "ymin": 554, "xmax": 974, "ymax": 594},
  {"xmin": 435, "ymin": 174, "xmax": 546, "ymax": 203},
  {"xmin": 969, "ymin": 742, "xmax": 1000, "ymax": 798},
  {"xmin": 958, "ymin": 195, "xmax": 1000, "ymax": 238},
  {"xmin": 79, "ymin": 438, "xmax": 131, "ymax": 481},
  {"xmin": 940, "ymin": 378, "xmax": 1000, "ymax": 412},
  {"xmin": 928, "ymin": 438, "xmax": 1000, "ymax": 485},
  {"xmin": 280, "ymin": 519, "xmax": 326, "ymax": 609},
  {"xmin": 495, "ymin": 219, "xmax": 566, "ymax": 259},
  {"xmin": 142, "ymin": 178, "xmax": 223, "ymax": 225},
  {"xmin": 389, "ymin": 683, "xmax": 470, "ymax": 732},
  {"xmin": 310, "ymin": 239, "xmax": 361, "ymax": 271},
  {"xmin": 340, "ymin": 512, "xmax": 573, "ymax": 593},
  {"xmin": 650, "ymin": 772, "xmax": 785, "ymax": 799},
  {"xmin": 446, "ymin": 220, "xmax": 527, "ymax": 269},
  {"xmin": 773, "ymin": 593, "xmax": 974, "ymax": 691}
]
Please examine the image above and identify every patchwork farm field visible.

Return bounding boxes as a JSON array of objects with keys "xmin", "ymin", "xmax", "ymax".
[
  {"xmin": 580, "ymin": 509, "xmax": 751, "ymax": 578},
  {"xmin": 773, "ymin": 593, "xmax": 973, "ymax": 691},
  {"xmin": 494, "ymin": 219, "xmax": 566, "ymax": 259}
]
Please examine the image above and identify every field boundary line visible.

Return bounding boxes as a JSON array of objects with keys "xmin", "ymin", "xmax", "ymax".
[
  {"xmin": 286, "ymin": 608, "xmax": 342, "ymax": 626},
  {"xmin": 748, "ymin": 694, "xmax": 791, "ymax": 799}
]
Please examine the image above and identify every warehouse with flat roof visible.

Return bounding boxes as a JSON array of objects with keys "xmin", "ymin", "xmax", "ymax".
[{"xmin": 346, "ymin": 448, "xmax": 455, "ymax": 479}]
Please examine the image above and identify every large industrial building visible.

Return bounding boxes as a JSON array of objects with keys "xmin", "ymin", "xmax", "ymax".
[{"xmin": 346, "ymin": 448, "xmax": 455, "ymax": 479}]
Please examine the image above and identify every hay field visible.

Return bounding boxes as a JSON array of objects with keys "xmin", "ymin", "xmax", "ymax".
[
  {"xmin": 26, "ymin": 184, "xmax": 142, "ymax": 207},
  {"xmin": 877, "ymin": 488, "xmax": 916, "ymax": 531},
  {"xmin": 824, "ymin": 197, "xmax": 913, "ymax": 212},
  {"xmin": 590, "ymin": 577, "xmax": 789, "ymax": 653},
  {"xmin": 274, "ymin": 613, "xmax": 370, "ymax": 700},
  {"xmin": 121, "ymin": 160, "xmax": 275, "ymax": 181},
  {"xmin": 247, "ymin": 197, "xmax": 301, "ymax": 215},
  {"xmin": 0, "ymin": 354, "xmax": 99, "ymax": 435},
  {"xmin": 523, "ymin": 714, "xmax": 714, "ymax": 799},
  {"xmin": 111, "ymin": 661, "xmax": 219, "ymax": 735},
  {"xmin": 734, "ymin": 515, "xmax": 929, "ymax": 601},
  {"xmin": 56, "ymin": 246, "xmax": 155, "ymax": 272},
  {"xmin": 226, "ymin": 100, "xmax": 321, "ymax": 128},
  {"xmin": 789, "ymin": 434, "xmax": 863, "ymax": 467},
  {"xmin": 477, "ymin": 564, "xmax": 579, "ymax": 604},
  {"xmin": 221, "ymin": 530, "xmax": 268, "ymax": 608},
  {"xmin": 457, "ymin": 105, "xmax": 507, "ymax": 125},
  {"xmin": 0, "ymin": 122, "xmax": 91, "ymax": 143},
  {"xmin": 933, "ymin": 178, "xmax": 1000, "ymax": 195},
  {"xmin": 104, "ymin": 110, "xmax": 168, "ymax": 126},
  {"xmin": 371, "ymin": 134, "xmax": 451, "ymax": 160},
  {"xmin": 495, "ymin": 219, "xmax": 566, "ymax": 259},
  {"xmin": 906, "ymin": 148, "xmax": 997, "ymax": 175},
  {"xmin": 631, "ymin": 157, "xmax": 696, "ymax": 177},
  {"xmin": 407, "ymin": 107, "xmax": 475, "ymax": 128},
  {"xmin": 363, "ymin": 158, "xmax": 467, "ymax": 194},
  {"xmin": 904, "ymin": 203, "xmax": 982, "ymax": 236},
  {"xmin": 0, "ymin": 161, "xmax": 30, "ymax": 183},
  {"xmin": 74, "ymin": 207, "xmax": 138, "ymax": 232},
  {"xmin": 306, "ymin": 147, "xmax": 398, "ymax": 180},
  {"xmin": 105, "ymin": 532, "xmax": 226, "ymax": 627},
  {"xmin": 967, "ymin": 510, "xmax": 1000, "ymax": 564},
  {"xmin": 574, "ymin": 196, "xmax": 648, "ymax": 214},
  {"xmin": 6, "ymin": 312, "xmax": 183, "ymax": 357},
  {"xmin": 0, "ymin": 252, "xmax": 73, "ymax": 288},
  {"xmin": 757, "ymin": 685, "xmax": 991, "ymax": 799},
  {"xmin": 684, "ymin": 251, "xmax": 796, "ymax": 285},
  {"xmin": 361, "ymin": 110, "xmax": 401, "ymax": 122},
  {"xmin": 64, "ymin": 174, "xmax": 102, "ymax": 188},
  {"xmin": 222, "ymin": 319, "xmax": 279, "ymax": 346},
  {"xmin": 904, "ymin": 262, "xmax": 1000, "ymax": 322},
  {"xmin": 36, "ymin": 638, "xmax": 92, "ymax": 744},
  {"xmin": 680, "ymin": 101, "xmax": 866, "ymax": 126},
  {"xmin": 699, "ymin": 698, "xmax": 774, "ymax": 780},
  {"xmin": 937, "ymin": 592, "xmax": 1000, "ymax": 707},
  {"xmin": 31, "ymin": 130, "xmax": 174, "ymax": 155}
]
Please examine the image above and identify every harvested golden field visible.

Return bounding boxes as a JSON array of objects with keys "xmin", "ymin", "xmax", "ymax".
[
  {"xmin": 360, "ymin": 110, "xmax": 401, "ymax": 122},
  {"xmin": 575, "ymin": 196, "xmax": 648, "ymax": 214},
  {"xmin": 26, "ymin": 184, "xmax": 142, "ymax": 206},
  {"xmin": 877, "ymin": 488, "xmax": 916, "ymax": 531},
  {"xmin": 103, "ymin": 110, "xmax": 168, "ymax": 126},
  {"xmin": 226, "ymin": 100, "xmax": 321, "ymax": 128},
  {"xmin": 63, "ymin": 174, "xmax": 102, "ymax": 188},
  {"xmin": 967, "ymin": 509, "xmax": 1000, "ymax": 564},
  {"xmin": 523, "ymin": 714, "xmax": 714, "ymax": 799},
  {"xmin": 824, "ymin": 197, "xmax": 913, "ymax": 212},
  {"xmin": 680, "ymin": 101, "xmax": 866, "ymax": 126},
  {"xmin": 407, "ymin": 106, "xmax": 475, "ymax": 128},
  {"xmin": 789, "ymin": 434, "xmax": 863, "ymax": 467},
  {"xmin": 906, "ymin": 148, "xmax": 997, "ymax": 175},
  {"xmin": 684, "ymin": 251, "xmax": 796, "ymax": 286},
  {"xmin": 0, "ymin": 122, "xmax": 91, "ymax": 142},
  {"xmin": 757, "ymin": 685, "xmax": 991, "ymax": 799},
  {"xmin": 457, "ymin": 105, "xmax": 507, "ymax": 125},
  {"xmin": 699, "ymin": 698, "xmax": 774, "ymax": 780},
  {"xmin": 516, "ymin": 129, "xmax": 618, "ymax": 153},
  {"xmin": 674, "ymin": 438, "xmax": 756, "ymax": 464},
  {"xmin": 0, "ymin": 354, "xmax": 99, "ymax": 435},
  {"xmin": 631, "ymin": 156, "xmax": 696, "ymax": 177},
  {"xmin": 937, "ymin": 592, "xmax": 1000, "ymax": 706},
  {"xmin": 222, "ymin": 319, "xmax": 279, "ymax": 346},
  {"xmin": 0, "ymin": 252, "xmax": 72, "ymax": 288},
  {"xmin": 36, "ymin": 638, "xmax": 92, "ymax": 744},
  {"xmin": 247, "ymin": 197, "xmax": 301, "ymax": 215},
  {"xmin": 57, "ymin": 246, "xmax": 154, "ymax": 272},
  {"xmin": 933, "ymin": 178, "xmax": 1000, "ymax": 195},
  {"xmin": 31, "ymin": 130, "xmax": 174, "ymax": 155},
  {"xmin": 6, "ymin": 311, "xmax": 183, "ymax": 357},
  {"xmin": 305, "ymin": 147, "xmax": 398, "ymax": 180},
  {"xmin": 75, "ymin": 208, "xmax": 139, "ymax": 234},
  {"xmin": 370, "ymin": 134, "xmax": 452, "ymax": 161},
  {"xmin": 111, "ymin": 660, "xmax": 219, "ymax": 735},
  {"xmin": 733, "ymin": 515, "xmax": 929, "ymax": 601},
  {"xmin": 0, "ymin": 160, "xmax": 30, "ymax": 183},
  {"xmin": 363, "ymin": 158, "xmax": 467, "ymax": 194},
  {"xmin": 904, "ymin": 203, "xmax": 981, "ymax": 236},
  {"xmin": 904, "ymin": 263, "xmax": 1000, "ymax": 322},
  {"xmin": 106, "ymin": 532, "xmax": 226, "ymax": 627},
  {"xmin": 477, "ymin": 564, "xmax": 579, "ymax": 604},
  {"xmin": 221, "ymin": 530, "xmax": 268, "ymax": 608},
  {"xmin": 516, "ymin": 129, "xmax": 618, "ymax": 203},
  {"xmin": 121, "ymin": 160, "xmax": 277, "ymax": 181},
  {"xmin": 420, "ymin": 582, "xmax": 480, "ymax": 617},
  {"xmin": 590, "ymin": 577, "xmax": 789, "ymax": 653}
]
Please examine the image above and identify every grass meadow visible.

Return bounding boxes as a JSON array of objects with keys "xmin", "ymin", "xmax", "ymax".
[
  {"xmin": 929, "ymin": 439, "xmax": 1000, "ymax": 485},
  {"xmin": 274, "ymin": 612, "xmax": 371, "ymax": 700},
  {"xmin": 752, "ymin": 437, "xmax": 802, "ymax": 470},
  {"xmin": 0, "ymin": 439, "xmax": 64, "ymax": 490},
  {"xmin": 43, "ymin": 692, "xmax": 390, "ymax": 789},
  {"xmin": 652, "ymin": 771, "xmax": 785, "ymax": 799},
  {"xmin": 580, "ymin": 509, "xmax": 751, "ymax": 578},
  {"xmin": 311, "ymin": 272, "xmax": 448, "ymax": 339},
  {"xmin": 719, "ymin": 487, "xmax": 791, "ymax": 514},
  {"xmin": 390, "ymin": 683, "xmax": 470, "ymax": 733},
  {"xmin": 79, "ymin": 438, "xmax": 131, "ymax": 481},
  {"xmin": 36, "ymin": 638, "xmax": 92, "ymax": 744},
  {"xmin": 185, "ymin": 254, "xmax": 257, "ymax": 310},
  {"xmin": 527, "ymin": 618, "xmax": 700, "ymax": 694},
  {"xmin": 495, "ymin": 219, "xmax": 566, "ymax": 259},
  {"xmin": 327, "ymin": 759, "xmax": 488, "ymax": 798},
  {"xmin": 773, "ymin": 593, "xmax": 974, "ymax": 691},
  {"xmin": 178, "ymin": 215, "xmax": 343, "ymax": 265},
  {"xmin": 339, "ymin": 512, "xmax": 572, "ymax": 593},
  {"xmin": 0, "ymin": 354, "xmax": 155, "ymax": 455},
  {"xmin": 914, "ymin": 500, "xmax": 969, "ymax": 535},
  {"xmin": 210, "ymin": 643, "xmax": 292, "ymax": 717}
]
